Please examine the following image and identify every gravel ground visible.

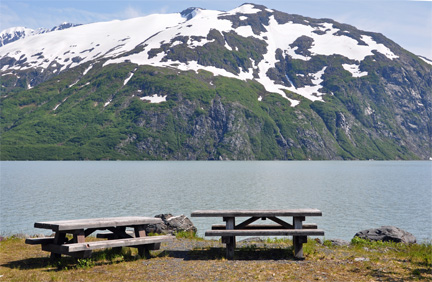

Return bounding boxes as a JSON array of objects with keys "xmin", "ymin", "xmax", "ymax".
[{"xmin": 1, "ymin": 237, "xmax": 430, "ymax": 281}]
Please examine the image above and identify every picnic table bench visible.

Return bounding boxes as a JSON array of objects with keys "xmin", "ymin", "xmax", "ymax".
[
  {"xmin": 191, "ymin": 209, "xmax": 324, "ymax": 260},
  {"xmin": 25, "ymin": 216, "xmax": 174, "ymax": 259}
]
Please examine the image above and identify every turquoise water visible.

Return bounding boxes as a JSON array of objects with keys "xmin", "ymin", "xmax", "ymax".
[{"xmin": 1, "ymin": 161, "xmax": 431, "ymax": 242}]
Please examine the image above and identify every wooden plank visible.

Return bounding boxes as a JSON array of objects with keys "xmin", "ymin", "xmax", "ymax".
[
  {"xmin": 191, "ymin": 209, "xmax": 322, "ymax": 218},
  {"xmin": 211, "ymin": 223, "xmax": 318, "ymax": 230},
  {"xmin": 64, "ymin": 235, "xmax": 174, "ymax": 252},
  {"xmin": 34, "ymin": 216, "xmax": 163, "ymax": 231},
  {"xmin": 42, "ymin": 244, "xmax": 92, "ymax": 258},
  {"xmin": 25, "ymin": 237, "xmax": 55, "ymax": 245},
  {"xmin": 205, "ymin": 229, "xmax": 325, "ymax": 237}
]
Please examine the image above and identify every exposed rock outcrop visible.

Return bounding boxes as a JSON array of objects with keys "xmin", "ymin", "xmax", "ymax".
[
  {"xmin": 145, "ymin": 214, "xmax": 197, "ymax": 235},
  {"xmin": 354, "ymin": 226, "xmax": 416, "ymax": 244}
]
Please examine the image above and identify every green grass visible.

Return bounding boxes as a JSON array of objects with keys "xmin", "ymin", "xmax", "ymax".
[
  {"xmin": 174, "ymin": 230, "xmax": 202, "ymax": 240},
  {"xmin": 351, "ymin": 236, "xmax": 432, "ymax": 267}
]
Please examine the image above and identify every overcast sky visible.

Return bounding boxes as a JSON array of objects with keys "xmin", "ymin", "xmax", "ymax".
[{"xmin": 1, "ymin": 0, "xmax": 431, "ymax": 58}]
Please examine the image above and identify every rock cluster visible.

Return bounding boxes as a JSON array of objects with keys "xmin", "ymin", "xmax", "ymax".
[
  {"xmin": 354, "ymin": 226, "xmax": 416, "ymax": 244},
  {"xmin": 145, "ymin": 214, "xmax": 197, "ymax": 235}
]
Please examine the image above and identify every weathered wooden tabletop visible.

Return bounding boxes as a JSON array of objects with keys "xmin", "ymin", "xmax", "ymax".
[
  {"xmin": 191, "ymin": 209, "xmax": 322, "ymax": 217},
  {"xmin": 34, "ymin": 216, "xmax": 162, "ymax": 231}
]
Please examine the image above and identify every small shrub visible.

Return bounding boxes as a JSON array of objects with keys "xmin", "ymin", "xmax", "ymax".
[
  {"xmin": 323, "ymin": 240, "xmax": 332, "ymax": 247},
  {"xmin": 76, "ymin": 258, "xmax": 95, "ymax": 269},
  {"xmin": 265, "ymin": 237, "xmax": 291, "ymax": 244},
  {"xmin": 175, "ymin": 230, "xmax": 201, "ymax": 240}
]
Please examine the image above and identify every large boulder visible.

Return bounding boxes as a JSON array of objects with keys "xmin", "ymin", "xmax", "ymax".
[
  {"xmin": 354, "ymin": 226, "xmax": 416, "ymax": 244},
  {"xmin": 145, "ymin": 214, "xmax": 197, "ymax": 235}
]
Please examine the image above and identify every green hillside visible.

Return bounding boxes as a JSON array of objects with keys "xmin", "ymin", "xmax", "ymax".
[{"xmin": 1, "ymin": 61, "xmax": 425, "ymax": 160}]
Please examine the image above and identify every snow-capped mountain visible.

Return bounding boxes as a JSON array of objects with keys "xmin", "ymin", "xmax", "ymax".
[
  {"xmin": 0, "ymin": 22, "xmax": 80, "ymax": 47},
  {"xmin": 0, "ymin": 26, "xmax": 46, "ymax": 46},
  {"xmin": 0, "ymin": 4, "xmax": 430, "ymax": 160},
  {"xmin": 1, "ymin": 5, "xmax": 402, "ymax": 105}
]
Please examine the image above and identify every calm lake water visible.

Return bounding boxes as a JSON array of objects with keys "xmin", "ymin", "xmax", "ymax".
[{"xmin": 1, "ymin": 161, "xmax": 431, "ymax": 242}]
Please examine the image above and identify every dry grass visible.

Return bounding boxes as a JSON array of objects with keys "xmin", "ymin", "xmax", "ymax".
[{"xmin": 0, "ymin": 235, "xmax": 430, "ymax": 281}]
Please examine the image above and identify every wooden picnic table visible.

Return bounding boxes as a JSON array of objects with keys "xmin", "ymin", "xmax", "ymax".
[
  {"xmin": 25, "ymin": 216, "xmax": 174, "ymax": 259},
  {"xmin": 191, "ymin": 209, "xmax": 324, "ymax": 260}
]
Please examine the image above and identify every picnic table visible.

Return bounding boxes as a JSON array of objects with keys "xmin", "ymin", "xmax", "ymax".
[
  {"xmin": 191, "ymin": 209, "xmax": 324, "ymax": 260},
  {"xmin": 25, "ymin": 216, "xmax": 174, "ymax": 259}
]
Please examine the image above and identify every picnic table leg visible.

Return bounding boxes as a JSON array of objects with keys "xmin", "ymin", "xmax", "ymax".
[
  {"xmin": 293, "ymin": 216, "xmax": 306, "ymax": 260},
  {"xmin": 223, "ymin": 217, "xmax": 235, "ymax": 260},
  {"xmin": 50, "ymin": 232, "xmax": 66, "ymax": 260},
  {"xmin": 72, "ymin": 230, "xmax": 93, "ymax": 258},
  {"xmin": 134, "ymin": 226, "xmax": 151, "ymax": 258}
]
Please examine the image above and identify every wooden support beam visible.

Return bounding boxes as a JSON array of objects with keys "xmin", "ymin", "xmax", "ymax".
[
  {"xmin": 73, "ymin": 230, "xmax": 85, "ymax": 244},
  {"xmin": 268, "ymin": 217, "xmax": 293, "ymax": 229},
  {"xmin": 235, "ymin": 217, "xmax": 259, "ymax": 229},
  {"xmin": 25, "ymin": 237, "xmax": 55, "ymax": 245}
]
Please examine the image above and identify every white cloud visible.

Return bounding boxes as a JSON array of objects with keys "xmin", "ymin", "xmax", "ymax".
[
  {"xmin": 0, "ymin": 3, "xmax": 22, "ymax": 29},
  {"xmin": 121, "ymin": 6, "xmax": 145, "ymax": 19}
]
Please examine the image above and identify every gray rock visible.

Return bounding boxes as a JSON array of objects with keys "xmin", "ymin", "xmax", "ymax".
[
  {"xmin": 145, "ymin": 214, "xmax": 197, "ymax": 235},
  {"xmin": 328, "ymin": 239, "xmax": 350, "ymax": 246},
  {"xmin": 354, "ymin": 226, "xmax": 416, "ymax": 244}
]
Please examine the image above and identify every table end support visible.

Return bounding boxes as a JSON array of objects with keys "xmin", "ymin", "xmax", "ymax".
[
  {"xmin": 226, "ymin": 239, "xmax": 235, "ymax": 260},
  {"xmin": 138, "ymin": 246, "xmax": 151, "ymax": 259},
  {"xmin": 223, "ymin": 217, "xmax": 236, "ymax": 260},
  {"xmin": 293, "ymin": 236, "xmax": 307, "ymax": 260}
]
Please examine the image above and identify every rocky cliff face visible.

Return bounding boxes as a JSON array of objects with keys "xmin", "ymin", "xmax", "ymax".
[{"xmin": 0, "ymin": 4, "xmax": 431, "ymax": 160}]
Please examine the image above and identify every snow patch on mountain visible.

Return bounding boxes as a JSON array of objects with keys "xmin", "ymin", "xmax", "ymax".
[
  {"xmin": 419, "ymin": 56, "xmax": 432, "ymax": 66},
  {"xmin": 227, "ymin": 4, "xmax": 262, "ymax": 15},
  {"xmin": 83, "ymin": 64, "xmax": 94, "ymax": 76},
  {"xmin": 123, "ymin": 68, "xmax": 137, "ymax": 85},
  {"xmin": 287, "ymin": 67, "xmax": 327, "ymax": 101},
  {"xmin": 342, "ymin": 63, "xmax": 368, "ymax": 77},
  {"xmin": 140, "ymin": 94, "xmax": 167, "ymax": 103}
]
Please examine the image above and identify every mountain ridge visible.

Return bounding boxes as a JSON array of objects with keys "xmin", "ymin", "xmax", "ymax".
[
  {"xmin": 0, "ymin": 22, "xmax": 81, "ymax": 47},
  {"xmin": 1, "ymin": 3, "xmax": 430, "ymax": 160}
]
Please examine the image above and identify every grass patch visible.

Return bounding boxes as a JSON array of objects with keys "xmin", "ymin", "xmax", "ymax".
[
  {"xmin": 351, "ymin": 236, "xmax": 432, "ymax": 267},
  {"xmin": 174, "ymin": 230, "xmax": 202, "ymax": 240}
]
